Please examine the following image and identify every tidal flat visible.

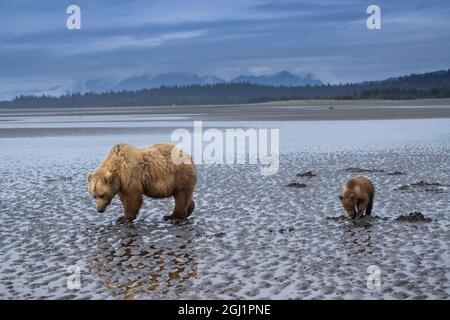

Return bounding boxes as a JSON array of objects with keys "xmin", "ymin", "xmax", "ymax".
[{"xmin": 0, "ymin": 106, "xmax": 449, "ymax": 299}]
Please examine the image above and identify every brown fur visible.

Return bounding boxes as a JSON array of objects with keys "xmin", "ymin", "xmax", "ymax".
[
  {"xmin": 87, "ymin": 143, "xmax": 196, "ymax": 222},
  {"xmin": 339, "ymin": 176, "xmax": 375, "ymax": 219}
]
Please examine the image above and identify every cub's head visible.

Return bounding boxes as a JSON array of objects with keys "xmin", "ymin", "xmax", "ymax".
[
  {"xmin": 339, "ymin": 193, "xmax": 364, "ymax": 219},
  {"xmin": 87, "ymin": 171, "xmax": 118, "ymax": 213}
]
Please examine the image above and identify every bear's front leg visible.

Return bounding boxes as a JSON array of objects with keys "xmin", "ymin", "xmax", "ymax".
[{"xmin": 117, "ymin": 192, "xmax": 143, "ymax": 223}]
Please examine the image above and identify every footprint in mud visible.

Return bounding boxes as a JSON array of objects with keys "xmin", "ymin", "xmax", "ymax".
[
  {"xmin": 268, "ymin": 227, "xmax": 295, "ymax": 234},
  {"xmin": 326, "ymin": 215, "xmax": 388, "ymax": 228},
  {"xmin": 346, "ymin": 217, "xmax": 374, "ymax": 228},
  {"xmin": 213, "ymin": 232, "xmax": 226, "ymax": 238},
  {"xmin": 286, "ymin": 182, "xmax": 307, "ymax": 188},
  {"xmin": 394, "ymin": 181, "xmax": 448, "ymax": 193},
  {"xmin": 325, "ymin": 216, "xmax": 348, "ymax": 222},
  {"xmin": 296, "ymin": 171, "xmax": 317, "ymax": 178}
]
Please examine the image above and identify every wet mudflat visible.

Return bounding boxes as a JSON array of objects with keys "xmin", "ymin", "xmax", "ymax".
[{"xmin": 0, "ymin": 143, "xmax": 449, "ymax": 299}]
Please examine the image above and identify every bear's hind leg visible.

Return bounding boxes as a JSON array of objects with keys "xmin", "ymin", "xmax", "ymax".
[
  {"xmin": 165, "ymin": 190, "xmax": 191, "ymax": 220},
  {"xmin": 366, "ymin": 196, "xmax": 374, "ymax": 216},
  {"xmin": 186, "ymin": 199, "xmax": 195, "ymax": 217}
]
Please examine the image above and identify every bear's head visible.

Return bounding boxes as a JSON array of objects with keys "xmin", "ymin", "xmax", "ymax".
[
  {"xmin": 87, "ymin": 171, "xmax": 119, "ymax": 213},
  {"xmin": 339, "ymin": 193, "xmax": 364, "ymax": 219}
]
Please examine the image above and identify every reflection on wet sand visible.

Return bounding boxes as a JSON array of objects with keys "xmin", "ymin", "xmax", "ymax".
[{"xmin": 91, "ymin": 221, "xmax": 199, "ymax": 299}]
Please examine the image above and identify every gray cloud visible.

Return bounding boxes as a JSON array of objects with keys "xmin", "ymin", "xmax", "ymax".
[{"xmin": 0, "ymin": 0, "xmax": 449, "ymax": 99}]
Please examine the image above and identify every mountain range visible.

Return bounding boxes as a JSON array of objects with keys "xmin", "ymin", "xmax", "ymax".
[
  {"xmin": 3, "ymin": 69, "xmax": 450, "ymax": 108},
  {"xmin": 230, "ymin": 71, "xmax": 322, "ymax": 87},
  {"xmin": 4, "ymin": 69, "xmax": 450, "ymax": 105},
  {"xmin": 0, "ymin": 71, "xmax": 322, "ymax": 101},
  {"xmin": 77, "ymin": 71, "xmax": 322, "ymax": 93}
]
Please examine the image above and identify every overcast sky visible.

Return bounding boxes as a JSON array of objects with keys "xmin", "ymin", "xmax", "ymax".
[{"xmin": 0, "ymin": 0, "xmax": 449, "ymax": 98}]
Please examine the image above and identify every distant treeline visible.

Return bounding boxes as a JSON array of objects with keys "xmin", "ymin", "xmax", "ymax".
[{"xmin": 2, "ymin": 69, "xmax": 450, "ymax": 108}]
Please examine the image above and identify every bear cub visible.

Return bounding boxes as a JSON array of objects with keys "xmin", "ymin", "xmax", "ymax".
[{"xmin": 339, "ymin": 176, "xmax": 375, "ymax": 219}]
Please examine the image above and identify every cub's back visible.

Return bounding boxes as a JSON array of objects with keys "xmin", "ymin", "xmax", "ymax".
[{"xmin": 347, "ymin": 176, "xmax": 374, "ymax": 195}]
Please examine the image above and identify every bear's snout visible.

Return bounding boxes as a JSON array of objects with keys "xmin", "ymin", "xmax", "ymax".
[{"xmin": 97, "ymin": 208, "xmax": 106, "ymax": 213}]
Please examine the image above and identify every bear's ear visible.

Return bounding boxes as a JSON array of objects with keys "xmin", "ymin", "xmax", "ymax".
[
  {"xmin": 87, "ymin": 173, "xmax": 93, "ymax": 182},
  {"xmin": 104, "ymin": 171, "xmax": 113, "ymax": 184}
]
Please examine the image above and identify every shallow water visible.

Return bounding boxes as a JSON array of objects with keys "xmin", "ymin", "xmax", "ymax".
[{"xmin": 0, "ymin": 119, "xmax": 449, "ymax": 299}]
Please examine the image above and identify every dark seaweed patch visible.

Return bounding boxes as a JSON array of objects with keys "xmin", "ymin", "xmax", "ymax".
[
  {"xmin": 286, "ymin": 182, "xmax": 307, "ymax": 188},
  {"xmin": 296, "ymin": 171, "xmax": 317, "ymax": 178},
  {"xmin": 395, "ymin": 212, "xmax": 432, "ymax": 222},
  {"xmin": 394, "ymin": 180, "xmax": 448, "ymax": 193},
  {"xmin": 386, "ymin": 171, "xmax": 407, "ymax": 175},
  {"xmin": 344, "ymin": 167, "xmax": 385, "ymax": 173}
]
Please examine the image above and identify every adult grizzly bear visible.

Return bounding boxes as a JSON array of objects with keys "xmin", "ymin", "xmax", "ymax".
[
  {"xmin": 87, "ymin": 143, "xmax": 196, "ymax": 223},
  {"xmin": 339, "ymin": 176, "xmax": 375, "ymax": 219}
]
